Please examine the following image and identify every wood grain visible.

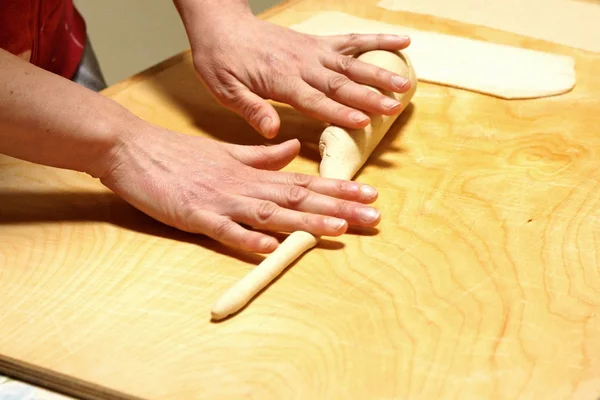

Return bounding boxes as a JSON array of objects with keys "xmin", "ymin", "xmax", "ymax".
[
  {"xmin": 1, "ymin": 0, "xmax": 600, "ymax": 399},
  {"xmin": 376, "ymin": 0, "xmax": 600, "ymax": 53}
]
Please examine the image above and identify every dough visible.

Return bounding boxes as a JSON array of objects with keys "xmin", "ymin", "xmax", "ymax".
[
  {"xmin": 319, "ymin": 50, "xmax": 417, "ymax": 180},
  {"xmin": 211, "ymin": 231, "xmax": 319, "ymax": 320},
  {"xmin": 378, "ymin": 0, "xmax": 600, "ymax": 53},
  {"xmin": 289, "ymin": 12, "xmax": 576, "ymax": 99},
  {"xmin": 210, "ymin": 50, "xmax": 418, "ymax": 321}
]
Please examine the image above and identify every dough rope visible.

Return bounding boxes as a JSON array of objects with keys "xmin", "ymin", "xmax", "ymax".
[{"xmin": 210, "ymin": 50, "xmax": 418, "ymax": 320}]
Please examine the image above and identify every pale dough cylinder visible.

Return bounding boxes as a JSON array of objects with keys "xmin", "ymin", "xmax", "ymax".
[
  {"xmin": 211, "ymin": 231, "xmax": 319, "ymax": 320},
  {"xmin": 319, "ymin": 50, "xmax": 417, "ymax": 180},
  {"xmin": 210, "ymin": 50, "xmax": 418, "ymax": 321}
]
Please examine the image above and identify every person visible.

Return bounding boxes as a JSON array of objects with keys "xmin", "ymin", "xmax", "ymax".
[{"xmin": 0, "ymin": 0, "xmax": 413, "ymax": 254}]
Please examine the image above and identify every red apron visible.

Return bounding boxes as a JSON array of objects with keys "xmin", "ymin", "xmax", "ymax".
[{"xmin": 0, "ymin": 0, "xmax": 86, "ymax": 79}]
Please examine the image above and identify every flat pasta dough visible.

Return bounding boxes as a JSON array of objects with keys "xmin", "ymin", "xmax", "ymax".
[
  {"xmin": 289, "ymin": 12, "xmax": 576, "ymax": 99},
  {"xmin": 377, "ymin": 0, "xmax": 600, "ymax": 54}
]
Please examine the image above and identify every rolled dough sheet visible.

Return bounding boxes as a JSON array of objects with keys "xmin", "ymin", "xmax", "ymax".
[
  {"xmin": 290, "ymin": 12, "xmax": 576, "ymax": 99},
  {"xmin": 378, "ymin": 0, "xmax": 600, "ymax": 54}
]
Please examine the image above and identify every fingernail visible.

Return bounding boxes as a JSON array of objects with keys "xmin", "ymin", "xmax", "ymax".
[
  {"xmin": 359, "ymin": 208, "xmax": 380, "ymax": 223},
  {"xmin": 360, "ymin": 185, "xmax": 378, "ymax": 199},
  {"xmin": 326, "ymin": 218, "xmax": 347, "ymax": 231},
  {"xmin": 259, "ymin": 116, "xmax": 272, "ymax": 136},
  {"xmin": 351, "ymin": 111, "xmax": 369, "ymax": 123},
  {"xmin": 392, "ymin": 76, "xmax": 410, "ymax": 90},
  {"xmin": 382, "ymin": 97, "xmax": 401, "ymax": 110}
]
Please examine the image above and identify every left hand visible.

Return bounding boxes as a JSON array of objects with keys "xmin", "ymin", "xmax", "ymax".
[{"xmin": 185, "ymin": 11, "xmax": 412, "ymax": 138}]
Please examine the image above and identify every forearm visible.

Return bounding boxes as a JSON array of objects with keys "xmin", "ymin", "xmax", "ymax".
[
  {"xmin": 0, "ymin": 48, "xmax": 139, "ymax": 178},
  {"xmin": 173, "ymin": 0, "xmax": 251, "ymax": 18},
  {"xmin": 173, "ymin": 0, "xmax": 254, "ymax": 47}
]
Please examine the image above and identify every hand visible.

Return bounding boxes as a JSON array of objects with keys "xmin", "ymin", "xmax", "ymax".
[
  {"xmin": 187, "ymin": 12, "xmax": 412, "ymax": 138},
  {"xmin": 99, "ymin": 124, "xmax": 381, "ymax": 253}
]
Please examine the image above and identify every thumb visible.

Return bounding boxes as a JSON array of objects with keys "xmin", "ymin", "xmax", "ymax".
[
  {"xmin": 228, "ymin": 85, "xmax": 281, "ymax": 139},
  {"xmin": 226, "ymin": 139, "xmax": 301, "ymax": 171}
]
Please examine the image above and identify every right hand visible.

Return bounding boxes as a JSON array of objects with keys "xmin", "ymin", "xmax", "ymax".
[
  {"xmin": 186, "ymin": 12, "xmax": 412, "ymax": 139},
  {"xmin": 97, "ymin": 124, "xmax": 381, "ymax": 253}
]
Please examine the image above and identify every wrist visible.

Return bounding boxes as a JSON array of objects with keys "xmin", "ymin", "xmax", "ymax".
[
  {"xmin": 0, "ymin": 49, "xmax": 148, "ymax": 181},
  {"xmin": 174, "ymin": 0, "xmax": 255, "ymax": 48},
  {"xmin": 81, "ymin": 102, "xmax": 143, "ymax": 181},
  {"xmin": 174, "ymin": 0, "xmax": 252, "ymax": 16}
]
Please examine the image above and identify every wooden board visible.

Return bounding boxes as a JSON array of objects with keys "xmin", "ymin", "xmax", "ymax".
[
  {"xmin": 1, "ymin": 0, "xmax": 600, "ymax": 398},
  {"xmin": 377, "ymin": 0, "xmax": 600, "ymax": 53},
  {"xmin": 289, "ymin": 12, "xmax": 577, "ymax": 100}
]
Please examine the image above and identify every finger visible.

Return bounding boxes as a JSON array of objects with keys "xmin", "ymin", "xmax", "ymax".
[
  {"xmin": 230, "ymin": 197, "xmax": 350, "ymax": 236},
  {"xmin": 279, "ymin": 78, "xmax": 371, "ymax": 129},
  {"xmin": 327, "ymin": 33, "xmax": 411, "ymax": 55},
  {"xmin": 240, "ymin": 183, "xmax": 382, "ymax": 227},
  {"xmin": 321, "ymin": 53, "xmax": 411, "ymax": 93},
  {"xmin": 258, "ymin": 170, "xmax": 379, "ymax": 203},
  {"xmin": 223, "ymin": 84, "xmax": 281, "ymax": 139},
  {"xmin": 225, "ymin": 139, "xmax": 301, "ymax": 171},
  {"xmin": 302, "ymin": 67, "xmax": 403, "ymax": 116},
  {"xmin": 188, "ymin": 209, "xmax": 279, "ymax": 253}
]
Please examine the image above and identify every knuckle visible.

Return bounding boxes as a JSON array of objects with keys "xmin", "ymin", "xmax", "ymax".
[
  {"xmin": 209, "ymin": 85, "xmax": 234, "ymax": 106},
  {"xmin": 329, "ymin": 192, "xmax": 352, "ymax": 216},
  {"xmin": 242, "ymin": 101, "xmax": 265, "ymax": 123},
  {"xmin": 326, "ymin": 74, "xmax": 350, "ymax": 95},
  {"xmin": 173, "ymin": 207, "xmax": 196, "ymax": 232},
  {"xmin": 213, "ymin": 219, "xmax": 234, "ymax": 241},
  {"xmin": 257, "ymin": 73, "xmax": 281, "ymax": 97},
  {"xmin": 211, "ymin": 84, "xmax": 242, "ymax": 109},
  {"xmin": 335, "ymin": 201, "xmax": 353, "ymax": 218},
  {"xmin": 240, "ymin": 235, "xmax": 261, "ymax": 251},
  {"xmin": 285, "ymin": 186, "xmax": 310, "ymax": 207},
  {"xmin": 286, "ymin": 50, "xmax": 302, "ymax": 63},
  {"xmin": 259, "ymin": 54, "xmax": 287, "ymax": 82},
  {"xmin": 200, "ymin": 68, "xmax": 238, "ymax": 104},
  {"xmin": 345, "ymin": 33, "xmax": 361, "ymax": 48},
  {"xmin": 335, "ymin": 104, "xmax": 353, "ymax": 117},
  {"xmin": 290, "ymin": 172, "xmax": 312, "ymax": 188},
  {"xmin": 276, "ymin": 77, "xmax": 300, "ymax": 102},
  {"xmin": 255, "ymin": 201, "xmax": 279, "ymax": 223},
  {"xmin": 375, "ymin": 67, "xmax": 389, "ymax": 81},
  {"xmin": 253, "ymin": 144, "xmax": 270, "ymax": 157},
  {"xmin": 262, "ymin": 52, "xmax": 279, "ymax": 67},
  {"xmin": 301, "ymin": 213, "xmax": 314, "ymax": 229},
  {"xmin": 337, "ymin": 55, "xmax": 356, "ymax": 73},
  {"xmin": 337, "ymin": 180, "xmax": 354, "ymax": 194},
  {"xmin": 172, "ymin": 186, "xmax": 210, "ymax": 228},
  {"xmin": 299, "ymin": 90, "xmax": 326, "ymax": 108},
  {"xmin": 365, "ymin": 89, "xmax": 381, "ymax": 104}
]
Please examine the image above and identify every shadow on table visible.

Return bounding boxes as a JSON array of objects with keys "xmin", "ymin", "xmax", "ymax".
[
  {"xmin": 139, "ymin": 53, "xmax": 415, "ymax": 176},
  {"xmin": 0, "ymin": 190, "xmax": 344, "ymax": 266},
  {"xmin": 0, "ymin": 56, "xmax": 415, "ymax": 268}
]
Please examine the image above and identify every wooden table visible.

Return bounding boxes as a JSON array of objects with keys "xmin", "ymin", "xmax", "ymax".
[{"xmin": 1, "ymin": 0, "xmax": 599, "ymax": 399}]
